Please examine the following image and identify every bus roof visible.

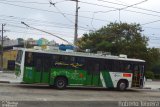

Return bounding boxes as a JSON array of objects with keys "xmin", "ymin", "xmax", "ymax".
[{"xmin": 13, "ymin": 47, "xmax": 145, "ymax": 63}]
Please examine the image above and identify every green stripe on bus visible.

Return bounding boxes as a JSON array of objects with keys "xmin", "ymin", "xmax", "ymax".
[{"xmin": 102, "ymin": 71, "xmax": 114, "ymax": 88}]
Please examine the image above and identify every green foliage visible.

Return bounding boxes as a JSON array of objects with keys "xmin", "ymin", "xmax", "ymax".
[
  {"xmin": 152, "ymin": 64, "xmax": 160, "ymax": 74},
  {"xmin": 0, "ymin": 45, "xmax": 2, "ymax": 50},
  {"xmin": 154, "ymin": 74, "xmax": 160, "ymax": 79},
  {"xmin": 77, "ymin": 22, "xmax": 160, "ymax": 71},
  {"xmin": 78, "ymin": 22, "xmax": 148, "ymax": 55},
  {"xmin": 145, "ymin": 71, "xmax": 154, "ymax": 79}
]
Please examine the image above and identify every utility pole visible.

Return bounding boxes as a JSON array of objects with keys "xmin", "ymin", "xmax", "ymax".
[
  {"xmin": 1, "ymin": 24, "xmax": 5, "ymax": 71},
  {"xmin": 74, "ymin": 0, "xmax": 79, "ymax": 45},
  {"xmin": 50, "ymin": 0, "xmax": 79, "ymax": 46}
]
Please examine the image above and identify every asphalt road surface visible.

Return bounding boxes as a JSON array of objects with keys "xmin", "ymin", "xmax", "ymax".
[{"xmin": 0, "ymin": 83, "xmax": 160, "ymax": 107}]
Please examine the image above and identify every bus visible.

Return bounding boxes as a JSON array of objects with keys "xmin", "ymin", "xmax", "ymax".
[{"xmin": 14, "ymin": 48, "xmax": 145, "ymax": 91}]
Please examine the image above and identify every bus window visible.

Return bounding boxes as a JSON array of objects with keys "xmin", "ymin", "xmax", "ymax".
[
  {"xmin": 123, "ymin": 62, "xmax": 132, "ymax": 72},
  {"xmin": 52, "ymin": 55, "xmax": 59, "ymax": 62},
  {"xmin": 118, "ymin": 61, "xmax": 124, "ymax": 72},
  {"xmin": 77, "ymin": 57, "xmax": 85, "ymax": 64},
  {"xmin": 94, "ymin": 63, "xmax": 100, "ymax": 74},
  {"xmin": 16, "ymin": 50, "xmax": 23, "ymax": 63},
  {"xmin": 76, "ymin": 57, "xmax": 85, "ymax": 70},
  {"xmin": 25, "ymin": 52, "xmax": 34, "ymax": 66},
  {"xmin": 134, "ymin": 65, "xmax": 139, "ymax": 71},
  {"xmin": 86, "ymin": 58, "xmax": 100, "ymax": 74},
  {"xmin": 35, "ymin": 59, "xmax": 42, "ymax": 71},
  {"xmin": 43, "ymin": 54, "xmax": 52, "ymax": 72},
  {"xmin": 113, "ymin": 61, "xmax": 120, "ymax": 72},
  {"xmin": 104, "ymin": 60, "xmax": 113, "ymax": 71},
  {"xmin": 70, "ymin": 56, "xmax": 75, "ymax": 63}
]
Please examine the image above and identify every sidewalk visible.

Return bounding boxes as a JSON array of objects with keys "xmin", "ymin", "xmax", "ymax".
[
  {"xmin": 0, "ymin": 71, "xmax": 20, "ymax": 83},
  {"xmin": 144, "ymin": 81, "xmax": 160, "ymax": 90}
]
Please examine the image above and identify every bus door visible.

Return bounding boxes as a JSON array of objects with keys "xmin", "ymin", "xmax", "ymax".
[
  {"xmin": 86, "ymin": 59, "xmax": 100, "ymax": 86},
  {"xmin": 34, "ymin": 53, "xmax": 52, "ymax": 83},
  {"xmin": 139, "ymin": 65, "xmax": 145, "ymax": 87},
  {"xmin": 132, "ymin": 63, "xmax": 145, "ymax": 87}
]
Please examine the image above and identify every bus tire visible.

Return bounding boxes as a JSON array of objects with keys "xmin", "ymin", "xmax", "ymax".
[
  {"xmin": 117, "ymin": 80, "xmax": 127, "ymax": 91},
  {"xmin": 55, "ymin": 77, "xmax": 67, "ymax": 89}
]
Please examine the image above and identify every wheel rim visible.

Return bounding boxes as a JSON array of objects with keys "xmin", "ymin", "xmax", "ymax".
[
  {"xmin": 57, "ymin": 80, "xmax": 65, "ymax": 88},
  {"xmin": 119, "ymin": 82, "xmax": 126, "ymax": 90}
]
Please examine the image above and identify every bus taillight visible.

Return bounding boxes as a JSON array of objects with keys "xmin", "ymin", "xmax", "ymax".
[{"xmin": 123, "ymin": 73, "xmax": 132, "ymax": 77}]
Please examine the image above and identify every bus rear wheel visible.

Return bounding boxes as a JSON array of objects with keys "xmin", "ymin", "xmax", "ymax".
[
  {"xmin": 117, "ymin": 80, "xmax": 127, "ymax": 91},
  {"xmin": 55, "ymin": 77, "xmax": 67, "ymax": 89}
]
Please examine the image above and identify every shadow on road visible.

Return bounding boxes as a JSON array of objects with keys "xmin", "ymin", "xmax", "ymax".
[{"xmin": 14, "ymin": 84, "xmax": 140, "ymax": 92}]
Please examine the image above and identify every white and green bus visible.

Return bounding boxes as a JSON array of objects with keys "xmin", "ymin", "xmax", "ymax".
[{"xmin": 14, "ymin": 47, "xmax": 145, "ymax": 91}]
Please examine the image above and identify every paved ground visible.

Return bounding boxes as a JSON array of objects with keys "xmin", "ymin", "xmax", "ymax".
[
  {"xmin": 0, "ymin": 72, "xmax": 18, "ymax": 83},
  {"xmin": 0, "ymin": 72, "xmax": 160, "ymax": 107},
  {"xmin": 0, "ymin": 72, "xmax": 160, "ymax": 101},
  {"xmin": 145, "ymin": 81, "xmax": 160, "ymax": 90},
  {"xmin": 0, "ymin": 82, "xmax": 160, "ymax": 101}
]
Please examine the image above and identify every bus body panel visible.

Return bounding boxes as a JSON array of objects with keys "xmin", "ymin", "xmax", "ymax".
[
  {"xmin": 14, "ymin": 48, "xmax": 145, "ymax": 89},
  {"xmin": 50, "ymin": 68, "xmax": 87, "ymax": 86}
]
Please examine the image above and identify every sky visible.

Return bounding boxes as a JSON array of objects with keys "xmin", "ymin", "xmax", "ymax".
[{"xmin": 0, "ymin": 0, "xmax": 160, "ymax": 47}]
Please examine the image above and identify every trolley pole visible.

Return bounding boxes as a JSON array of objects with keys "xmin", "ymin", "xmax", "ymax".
[{"xmin": 74, "ymin": 0, "xmax": 79, "ymax": 45}]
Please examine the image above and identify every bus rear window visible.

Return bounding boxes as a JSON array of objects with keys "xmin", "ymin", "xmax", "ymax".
[{"xmin": 16, "ymin": 50, "xmax": 23, "ymax": 63}]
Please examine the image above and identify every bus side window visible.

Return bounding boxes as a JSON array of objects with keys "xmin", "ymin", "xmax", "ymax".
[
  {"xmin": 104, "ymin": 60, "xmax": 113, "ymax": 71},
  {"xmin": 35, "ymin": 59, "xmax": 42, "ymax": 71},
  {"xmin": 113, "ymin": 61, "xmax": 120, "ymax": 72},
  {"xmin": 25, "ymin": 52, "xmax": 34, "ymax": 66},
  {"xmin": 70, "ymin": 56, "xmax": 75, "ymax": 63},
  {"xmin": 53, "ymin": 55, "xmax": 63, "ymax": 68},
  {"xmin": 16, "ymin": 50, "xmax": 23, "ymax": 63},
  {"xmin": 76, "ymin": 57, "xmax": 85, "ymax": 70},
  {"xmin": 123, "ymin": 62, "xmax": 132, "ymax": 72},
  {"xmin": 43, "ymin": 54, "xmax": 52, "ymax": 72},
  {"xmin": 119, "ymin": 61, "xmax": 124, "ymax": 72},
  {"xmin": 94, "ymin": 63, "xmax": 100, "ymax": 74}
]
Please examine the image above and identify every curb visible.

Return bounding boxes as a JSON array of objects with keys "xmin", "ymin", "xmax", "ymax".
[
  {"xmin": 143, "ymin": 87, "xmax": 151, "ymax": 89},
  {"xmin": 0, "ymin": 81, "xmax": 10, "ymax": 83},
  {"xmin": 144, "ymin": 87, "xmax": 160, "ymax": 90}
]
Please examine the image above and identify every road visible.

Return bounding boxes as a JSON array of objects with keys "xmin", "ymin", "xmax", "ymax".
[
  {"xmin": 1, "ymin": 72, "xmax": 160, "ymax": 107},
  {"xmin": 0, "ymin": 83, "xmax": 160, "ymax": 101},
  {"xmin": 0, "ymin": 83, "xmax": 160, "ymax": 107}
]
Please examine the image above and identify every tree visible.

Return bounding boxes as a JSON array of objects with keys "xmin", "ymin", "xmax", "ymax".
[
  {"xmin": 17, "ymin": 38, "xmax": 24, "ymax": 45},
  {"xmin": 77, "ymin": 22, "xmax": 160, "ymax": 70},
  {"xmin": 78, "ymin": 22, "xmax": 148, "ymax": 56}
]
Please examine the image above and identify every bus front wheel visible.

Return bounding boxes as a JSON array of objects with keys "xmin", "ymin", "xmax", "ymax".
[
  {"xmin": 55, "ymin": 77, "xmax": 67, "ymax": 89},
  {"xmin": 117, "ymin": 80, "xmax": 127, "ymax": 91}
]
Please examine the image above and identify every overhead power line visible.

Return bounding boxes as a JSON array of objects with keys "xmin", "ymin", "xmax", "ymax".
[
  {"xmin": 79, "ymin": 0, "xmax": 160, "ymax": 18},
  {"xmin": 5, "ymin": 22, "xmax": 88, "ymax": 31},
  {"xmin": 0, "ymin": 1, "xmax": 110, "ymax": 22},
  {"xmin": 98, "ymin": 0, "xmax": 160, "ymax": 14},
  {"xmin": 2, "ymin": 0, "xmax": 160, "ymax": 29},
  {"xmin": 90, "ymin": 0, "xmax": 147, "ymax": 28},
  {"xmin": 142, "ymin": 19, "xmax": 160, "ymax": 25},
  {"xmin": 0, "ymin": 14, "xmax": 74, "ymax": 26},
  {"xmin": 21, "ymin": 21, "xmax": 75, "ymax": 46},
  {"xmin": 0, "ymin": 14, "xmax": 89, "ymax": 30},
  {"xmin": 143, "ymin": 26, "xmax": 160, "ymax": 30},
  {"xmin": 49, "ymin": 1, "xmax": 74, "ymax": 23},
  {"xmin": 0, "ymin": 0, "xmax": 48, "ymax": 4},
  {"xmin": 8, "ymin": 30, "xmax": 74, "ymax": 36}
]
